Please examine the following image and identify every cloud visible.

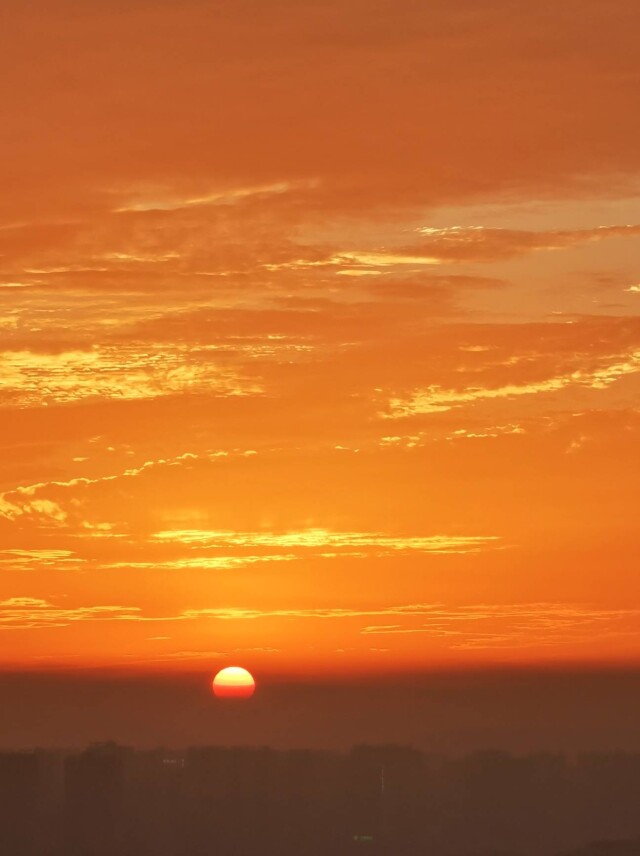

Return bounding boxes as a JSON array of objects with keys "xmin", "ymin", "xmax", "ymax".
[
  {"xmin": 0, "ymin": 598, "xmax": 143, "ymax": 629},
  {"xmin": 0, "ymin": 346, "xmax": 261, "ymax": 409},
  {"xmin": 1, "ymin": 592, "xmax": 638, "ymax": 663},
  {"xmin": 405, "ymin": 225, "xmax": 640, "ymax": 263},
  {"xmin": 0, "ymin": 497, "xmax": 68, "ymax": 526},
  {"xmin": 179, "ymin": 600, "xmax": 640, "ymax": 653},
  {"xmin": 98, "ymin": 531, "xmax": 500, "ymax": 572},
  {"xmin": 0, "ymin": 448, "xmax": 245, "ymax": 525},
  {"xmin": 114, "ymin": 181, "xmax": 307, "ymax": 213},
  {"xmin": 180, "ymin": 603, "xmax": 445, "ymax": 621},
  {"xmin": 359, "ymin": 603, "xmax": 640, "ymax": 650},
  {"xmin": 151, "ymin": 528, "xmax": 499, "ymax": 553},
  {"xmin": 386, "ymin": 349, "xmax": 640, "ymax": 417},
  {"xmin": 262, "ymin": 226, "xmax": 640, "ymax": 276},
  {"xmin": 106, "ymin": 555, "xmax": 299, "ymax": 571},
  {"xmin": 4, "ymin": 0, "xmax": 640, "ymax": 227},
  {"xmin": 0, "ymin": 548, "xmax": 83, "ymax": 568},
  {"xmin": 265, "ymin": 251, "xmax": 444, "ymax": 272},
  {"xmin": 173, "ymin": 600, "xmax": 639, "ymax": 654}
]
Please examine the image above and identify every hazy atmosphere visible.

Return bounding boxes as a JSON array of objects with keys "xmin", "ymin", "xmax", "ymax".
[{"xmin": 1, "ymin": 2, "xmax": 639, "ymax": 853}]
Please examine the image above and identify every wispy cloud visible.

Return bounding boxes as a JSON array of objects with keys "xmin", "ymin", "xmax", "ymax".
[
  {"xmin": 173, "ymin": 601, "xmax": 640, "ymax": 654},
  {"xmin": 181, "ymin": 604, "xmax": 444, "ymax": 621},
  {"xmin": 0, "ymin": 549, "xmax": 83, "ymax": 568},
  {"xmin": 152, "ymin": 529, "xmax": 500, "ymax": 554},
  {"xmin": 0, "ymin": 598, "xmax": 143, "ymax": 629},
  {"xmin": 94, "ymin": 530, "xmax": 504, "ymax": 572},
  {"xmin": 0, "ymin": 450, "xmax": 233, "ymax": 524},
  {"xmin": 263, "ymin": 226, "xmax": 640, "ymax": 275},
  {"xmin": 386, "ymin": 350, "xmax": 640, "ymax": 417},
  {"xmin": 407, "ymin": 224, "xmax": 640, "ymax": 263},
  {"xmin": 106, "ymin": 555, "xmax": 299, "ymax": 571},
  {"xmin": 115, "ymin": 181, "xmax": 306, "ymax": 213},
  {"xmin": 0, "ymin": 345, "xmax": 261, "ymax": 408},
  {"xmin": 360, "ymin": 603, "xmax": 640, "ymax": 650},
  {"xmin": 0, "ymin": 497, "xmax": 68, "ymax": 526}
]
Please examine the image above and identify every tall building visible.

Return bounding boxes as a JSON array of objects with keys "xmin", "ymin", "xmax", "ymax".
[
  {"xmin": 0, "ymin": 752, "xmax": 42, "ymax": 856},
  {"xmin": 181, "ymin": 746, "xmax": 277, "ymax": 856},
  {"xmin": 63, "ymin": 742, "xmax": 131, "ymax": 856},
  {"xmin": 348, "ymin": 744, "xmax": 424, "ymax": 855}
]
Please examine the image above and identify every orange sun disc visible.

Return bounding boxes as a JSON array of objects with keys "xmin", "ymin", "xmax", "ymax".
[{"xmin": 212, "ymin": 666, "xmax": 256, "ymax": 699}]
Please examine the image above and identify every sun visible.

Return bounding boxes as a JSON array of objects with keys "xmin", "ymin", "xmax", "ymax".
[{"xmin": 212, "ymin": 666, "xmax": 256, "ymax": 699}]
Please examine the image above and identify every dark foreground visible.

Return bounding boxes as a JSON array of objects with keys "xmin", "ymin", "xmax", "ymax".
[{"xmin": 2, "ymin": 743, "xmax": 640, "ymax": 856}]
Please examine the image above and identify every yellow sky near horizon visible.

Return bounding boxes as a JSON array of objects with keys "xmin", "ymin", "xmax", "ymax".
[{"xmin": 0, "ymin": 0, "xmax": 639, "ymax": 675}]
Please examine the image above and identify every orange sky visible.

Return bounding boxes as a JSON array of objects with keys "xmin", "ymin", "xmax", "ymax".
[{"xmin": 0, "ymin": 0, "xmax": 639, "ymax": 677}]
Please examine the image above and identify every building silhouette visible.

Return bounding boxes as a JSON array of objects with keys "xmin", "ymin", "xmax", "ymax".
[
  {"xmin": 0, "ymin": 750, "xmax": 62, "ymax": 856},
  {"xmin": 63, "ymin": 742, "xmax": 131, "ymax": 856},
  {"xmin": 0, "ymin": 742, "xmax": 639, "ymax": 856}
]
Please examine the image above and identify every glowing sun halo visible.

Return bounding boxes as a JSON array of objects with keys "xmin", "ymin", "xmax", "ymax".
[{"xmin": 212, "ymin": 666, "xmax": 256, "ymax": 699}]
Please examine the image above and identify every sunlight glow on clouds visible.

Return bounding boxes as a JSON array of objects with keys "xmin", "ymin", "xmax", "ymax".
[
  {"xmin": 0, "ymin": 598, "xmax": 142, "ymax": 630},
  {"xmin": 151, "ymin": 529, "xmax": 500, "ymax": 553},
  {"xmin": 0, "ymin": 0, "xmax": 639, "ymax": 672},
  {"xmin": 0, "ymin": 346, "xmax": 261, "ymax": 408},
  {"xmin": 114, "ymin": 181, "xmax": 305, "ymax": 212},
  {"xmin": 386, "ymin": 351, "xmax": 640, "ymax": 417}
]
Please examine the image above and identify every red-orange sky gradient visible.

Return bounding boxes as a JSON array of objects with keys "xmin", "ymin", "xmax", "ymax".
[{"xmin": 1, "ymin": 0, "xmax": 639, "ymax": 679}]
